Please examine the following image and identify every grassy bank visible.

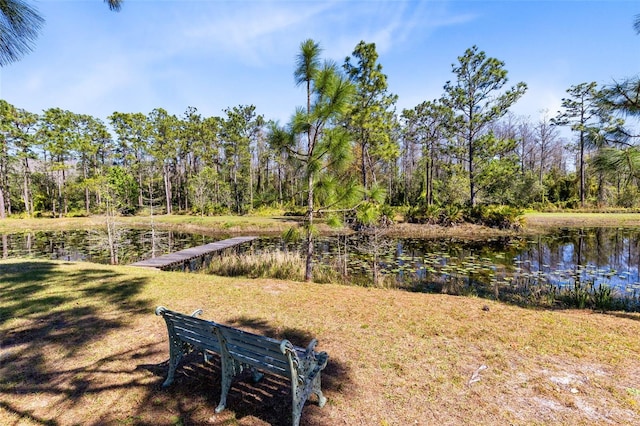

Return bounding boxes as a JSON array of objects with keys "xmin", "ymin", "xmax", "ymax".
[
  {"xmin": 524, "ymin": 212, "xmax": 640, "ymax": 230},
  {"xmin": 0, "ymin": 215, "xmax": 301, "ymax": 236},
  {"xmin": 4, "ymin": 211, "xmax": 640, "ymax": 239},
  {"xmin": 1, "ymin": 259, "xmax": 639, "ymax": 425}
]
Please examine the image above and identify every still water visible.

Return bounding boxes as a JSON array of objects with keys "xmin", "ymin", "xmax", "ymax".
[
  {"xmin": 3, "ymin": 227, "xmax": 640, "ymax": 305},
  {"xmin": 0, "ymin": 228, "xmax": 220, "ymax": 265}
]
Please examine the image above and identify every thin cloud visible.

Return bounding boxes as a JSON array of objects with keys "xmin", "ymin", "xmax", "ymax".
[
  {"xmin": 378, "ymin": 2, "xmax": 477, "ymax": 52},
  {"xmin": 15, "ymin": 53, "xmax": 141, "ymax": 117},
  {"xmin": 177, "ymin": 1, "xmax": 474, "ymax": 66},
  {"xmin": 511, "ymin": 83, "xmax": 565, "ymax": 121},
  {"xmin": 321, "ymin": 1, "xmax": 477, "ymax": 62},
  {"xmin": 180, "ymin": 1, "xmax": 335, "ymax": 66}
]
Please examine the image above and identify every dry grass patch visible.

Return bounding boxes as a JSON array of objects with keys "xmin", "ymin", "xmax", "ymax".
[
  {"xmin": 524, "ymin": 212, "xmax": 640, "ymax": 230},
  {"xmin": 205, "ymin": 251, "xmax": 306, "ymax": 281},
  {"xmin": 5, "ymin": 212, "xmax": 640, "ymax": 241},
  {"xmin": 1, "ymin": 259, "xmax": 640, "ymax": 425},
  {"xmin": 0, "ymin": 215, "xmax": 303, "ymax": 236},
  {"xmin": 0, "ymin": 217, "xmax": 112, "ymax": 233}
]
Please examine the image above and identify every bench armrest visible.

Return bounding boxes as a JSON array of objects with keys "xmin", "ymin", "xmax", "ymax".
[
  {"xmin": 281, "ymin": 338, "xmax": 329, "ymax": 423},
  {"xmin": 156, "ymin": 306, "xmax": 203, "ymax": 318},
  {"xmin": 281, "ymin": 339, "xmax": 328, "ymax": 382}
]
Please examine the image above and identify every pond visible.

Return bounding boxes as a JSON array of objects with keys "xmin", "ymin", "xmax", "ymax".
[
  {"xmin": 0, "ymin": 228, "xmax": 222, "ymax": 265},
  {"xmin": 3, "ymin": 226, "xmax": 640, "ymax": 310}
]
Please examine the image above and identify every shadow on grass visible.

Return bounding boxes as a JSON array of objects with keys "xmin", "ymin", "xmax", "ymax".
[
  {"xmin": 0, "ymin": 401, "xmax": 58, "ymax": 426},
  {"xmin": 1, "ymin": 342, "xmax": 165, "ymax": 426},
  {"xmin": 0, "ymin": 260, "xmax": 155, "ymax": 425},
  {"xmin": 137, "ymin": 315, "xmax": 352, "ymax": 426},
  {"xmin": 225, "ymin": 315, "xmax": 351, "ymax": 415},
  {"xmin": 226, "ymin": 315, "xmax": 315, "ymax": 345},
  {"xmin": 0, "ymin": 262, "xmax": 149, "ymax": 326},
  {"xmin": 605, "ymin": 311, "xmax": 640, "ymax": 321}
]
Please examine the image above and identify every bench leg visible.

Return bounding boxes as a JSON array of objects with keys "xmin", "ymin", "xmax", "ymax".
[
  {"xmin": 163, "ymin": 337, "xmax": 188, "ymax": 387},
  {"xmin": 215, "ymin": 377, "xmax": 229, "ymax": 414},
  {"xmin": 292, "ymin": 409, "xmax": 302, "ymax": 426},
  {"xmin": 163, "ymin": 350, "xmax": 182, "ymax": 387},
  {"xmin": 313, "ymin": 374, "xmax": 327, "ymax": 408},
  {"xmin": 290, "ymin": 373, "xmax": 325, "ymax": 426},
  {"xmin": 215, "ymin": 355, "xmax": 237, "ymax": 413}
]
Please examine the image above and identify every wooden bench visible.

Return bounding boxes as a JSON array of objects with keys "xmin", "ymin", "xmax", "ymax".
[{"xmin": 155, "ymin": 306, "xmax": 328, "ymax": 426}]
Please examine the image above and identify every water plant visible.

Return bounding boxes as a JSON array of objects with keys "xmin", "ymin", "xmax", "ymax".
[
  {"xmin": 205, "ymin": 249, "xmax": 345, "ymax": 284},
  {"xmin": 205, "ymin": 250, "xmax": 306, "ymax": 281},
  {"xmin": 592, "ymin": 283, "xmax": 614, "ymax": 313}
]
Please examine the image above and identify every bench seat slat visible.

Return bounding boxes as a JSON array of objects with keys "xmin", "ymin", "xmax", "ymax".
[
  {"xmin": 173, "ymin": 323, "xmax": 214, "ymax": 335},
  {"xmin": 216, "ymin": 325, "xmax": 304, "ymax": 354},
  {"xmin": 227, "ymin": 345, "xmax": 285, "ymax": 363},
  {"xmin": 173, "ymin": 323, "xmax": 215, "ymax": 335}
]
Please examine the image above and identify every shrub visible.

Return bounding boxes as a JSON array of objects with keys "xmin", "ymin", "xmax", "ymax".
[
  {"xmin": 441, "ymin": 205, "xmax": 464, "ymax": 226},
  {"xmin": 466, "ymin": 205, "xmax": 523, "ymax": 229},
  {"xmin": 8, "ymin": 212, "xmax": 32, "ymax": 219},
  {"xmin": 405, "ymin": 205, "xmax": 423, "ymax": 224},
  {"xmin": 406, "ymin": 204, "xmax": 441, "ymax": 224},
  {"xmin": 33, "ymin": 210, "xmax": 54, "ymax": 218},
  {"xmin": 593, "ymin": 284, "xmax": 614, "ymax": 313},
  {"xmin": 616, "ymin": 185, "xmax": 640, "ymax": 208},
  {"xmin": 283, "ymin": 208, "xmax": 306, "ymax": 217},
  {"xmin": 252, "ymin": 205, "xmax": 285, "ymax": 217},
  {"xmin": 66, "ymin": 209, "xmax": 89, "ymax": 218},
  {"xmin": 119, "ymin": 206, "xmax": 137, "ymax": 216},
  {"xmin": 209, "ymin": 204, "xmax": 230, "ymax": 216},
  {"xmin": 379, "ymin": 204, "xmax": 397, "ymax": 225}
]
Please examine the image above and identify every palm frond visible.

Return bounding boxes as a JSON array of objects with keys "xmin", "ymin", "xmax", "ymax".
[
  {"xmin": 0, "ymin": 0, "xmax": 121, "ymax": 66},
  {"xmin": 105, "ymin": 0, "xmax": 123, "ymax": 11},
  {"xmin": 0, "ymin": 0, "xmax": 44, "ymax": 66}
]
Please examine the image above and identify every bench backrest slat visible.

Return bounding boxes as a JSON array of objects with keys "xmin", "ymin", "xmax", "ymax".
[
  {"xmin": 162, "ymin": 311, "xmax": 221, "ymax": 353},
  {"xmin": 216, "ymin": 324, "xmax": 292, "ymax": 377},
  {"xmin": 174, "ymin": 327, "xmax": 221, "ymax": 352}
]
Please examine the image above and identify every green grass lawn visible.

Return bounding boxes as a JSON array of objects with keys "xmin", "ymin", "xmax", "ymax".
[{"xmin": 1, "ymin": 259, "xmax": 640, "ymax": 425}]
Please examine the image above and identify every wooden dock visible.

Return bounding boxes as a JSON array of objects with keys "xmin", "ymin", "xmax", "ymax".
[{"xmin": 130, "ymin": 236, "xmax": 257, "ymax": 271}]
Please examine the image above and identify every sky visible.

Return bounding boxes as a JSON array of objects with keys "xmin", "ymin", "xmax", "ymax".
[{"xmin": 1, "ymin": 0, "xmax": 639, "ymax": 127}]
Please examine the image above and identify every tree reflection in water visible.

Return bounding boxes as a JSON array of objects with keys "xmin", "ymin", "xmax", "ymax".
[{"xmin": 2, "ymin": 227, "xmax": 640, "ymax": 309}]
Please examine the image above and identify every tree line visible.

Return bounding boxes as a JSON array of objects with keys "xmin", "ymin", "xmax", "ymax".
[{"xmin": 1, "ymin": 40, "xmax": 639, "ymax": 225}]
